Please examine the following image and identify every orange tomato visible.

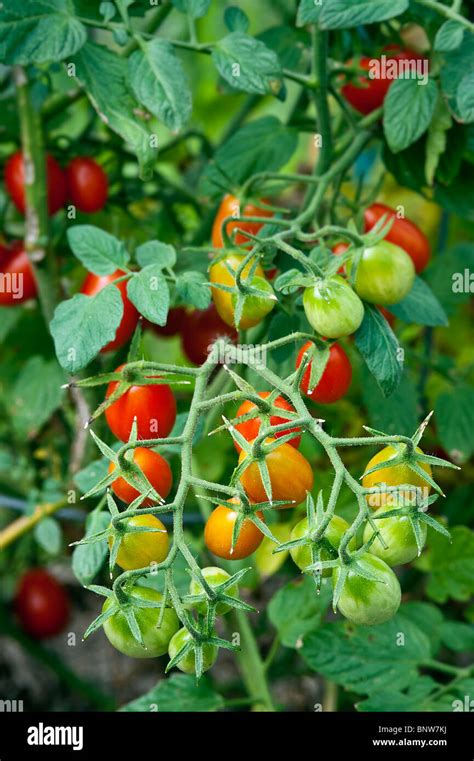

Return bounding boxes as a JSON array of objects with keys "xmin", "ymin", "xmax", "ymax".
[
  {"xmin": 212, "ymin": 194, "xmax": 273, "ymax": 248},
  {"xmin": 234, "ymin": 392, "xmax": 301, "ymax": 452},
  {"xmin": 238, "ymin": 438, "xmax": 314, "ymax": 506},
  {"xmin": 204, "ymin": 500, "xmax": 264, "ymax": 560},
  {"xmin": 108, "ymin": 447, "xmax": 172, "ymax": 506}
]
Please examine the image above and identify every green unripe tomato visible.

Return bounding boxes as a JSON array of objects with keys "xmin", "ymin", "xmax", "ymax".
[
  {"xmin": 303, "ymin": 276, "xmax": 365, "ymax": 338},
  {"xmin": 290, "ymin": 515, "xmax": 356, "ymax": 576},
  {"xmin": 102, "ymin": 586, "xmax": 179, "ymax": 658},
  {"xmin": 353, "ymin": 241, "xmax": 415, "ymax": 305},
  {"xmin": 168, "ymin": 627, "xmax": 218, "ymax": 674},
  {"xmin": 332, "ymin": 553, "xmax": 401, "ymax": 626},
  {"xmin": 231, "ymin": 275, "xmax": 275, "ymax": 327},
  {"xmin": 189, "ymin": 567, "xmax": 239, "ymax": 615},
  {"xmin": 363, "ymin": 507, "xmax": 427, "ymax": 566}
]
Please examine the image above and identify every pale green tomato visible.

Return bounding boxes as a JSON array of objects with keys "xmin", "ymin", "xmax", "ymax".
[
  {"xmin": 168, "ymin": 627, "xmax": 218, "ymax": 674},
  {"xmin": 363, "ymin": 507, "xmax": 427, "ymax": 566},
  {"xmin": 231, "ymin": 275, "xmax": 275, "ymax": 327},
  {"xmin": 290, "ymin": 515, "xmax": 355, "ymax": 576},
  {"xmin": 189, "ymin": 567, "xmax": 238, "ymax": 615},
  {"xmin": 332, "ymin": 553, "xmax": 401, "ymax": 625},
  {"xmin": 353, "ymin": 241, "xmax": 415, "ymax": 305},
  {"xmin": 303, "ymin": 276, "xmax": 365, "ymax": 338}
]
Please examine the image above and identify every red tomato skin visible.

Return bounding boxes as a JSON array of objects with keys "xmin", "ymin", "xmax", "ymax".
[
  {"xmin": 378, "ymin": 306, "xmax": 395, "ymax": 328},
  {"xmin": 234, "ymin": 392, "xmax": 301, "ymax": 452},
  {"xmin": 5, "ymin": 151, "xmax": 67, "ymax": 215},
  {"xmin": 331, "ymin": 242, "xmax": 349, "ymax": 274},
  {"xmin": 296, "ymin": 342, "xmax": 352, "ymax": 404},
  {"xmin": 363, "ymin": 203, "xmax": 431, "ymax": 273},
  {"xmin": 147, "ymin": 307, "xmax": 187, "ymax": 337},
  {"xmin": 212, "ymin": 194, "xmax": 273, "ymax": 248},
  {"xmin": 109, "ymin": 447, "xmax": 172, "ymax": 505},
  {"xmin": 181, "ymin": 304, "xmax": 237, "ymax": 365},
  {"xmin": 66, "ymin": 157, "xmax": 108, "ymax": 213},
  {"xmin": 341, "ymin": 48, "xmax": 425, "ymax": 115},
  {"xmin": 80, "ymin": 269, "xmax": 139, "ymax": 353},
  {"xmin": 105, "ymin": 364, "xmax": 177, "ymax": 443},
  {"xmin": 0, "ymin": 241, "xmax": 37, "ymax": 305},
  {"xmin": 15, "ymin": 569, "xmax": 69, "ymax": 639}
]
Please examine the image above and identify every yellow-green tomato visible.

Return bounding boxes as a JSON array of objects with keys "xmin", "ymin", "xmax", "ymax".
[
  {"xmin": 188, "ymin": 567, "xmax": 238, "ymax": 615},
  {"xmin": 363, "ymin": 507, "xmax": 427, "ymax": 566},
  {"xmin": 303, "ymin": 276, "xmax": 365, "ymax": 338},
  {"xmin": 353, "ymin": 241, "xmax": 415, "ymax": 305},
  {"xmin": 290, "ymin": 515, "xmax": 355, "ymax": 576},
  {"xmin": 102, "ymin": 587, "xmax": 179, "ymax": 658},
  {"xmin": 168, "ymin": 627, "xmax": 218, "ymax": 675},
  {"xmin": 332, "ymin": 553, "xmax": 401, "ymax": 626}
]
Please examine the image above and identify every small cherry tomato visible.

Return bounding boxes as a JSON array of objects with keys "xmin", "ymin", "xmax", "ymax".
[
  {"xmin": 210, "ymin": 253, "xmax": 274, "ymax": 329},
  {"xmin": 181, "ymin": 304, "xmax": 237, "ymax": 365},
  {"xmin": 234, "ymin": 392, "xmax": 301, "ymax": 452},
  {"xmin": 332, "ymin": 553, "xmax": 401, "ymax": 625},
  {"xmin": 212, "ymin": 194, "xmax": 273, "ymax": 248},
  {"xmin": 110, "ymin": 513, "xmax": 169, "ymax": 571},
  {"xmin": 168, "ymin": 627, "xmax": 218, "ymax": 674},
  {"xmin": 204, "ymin": 500, "xmax": 265, "ymax": 560},
  {"xmin": 189, "ymin": 567, "xmax": 239, "ymax": 615},
  {"xmin": 363, "ymin": 505, "xmax": 427, "ymax": 566},
  {"xmin": 5, "ymin": 151, "xmax": 67, "ymax": 215},
  {"xmin": 80, "ymin": 270, "xmax": 139, "ymax": 353},
  {"xmin": 352, "ymin": 241, "xmax": 415, "ymax": 305},
  {"xmin": 290, "ymin": 514, "xmax": 355, "ymax": 576},
  {"xmin": 105, "ymin": 364, "xmax": 177, "ymax": 443},
  {"xmin": 147, "ymin": 307, "xmax": 187, "ymax": 337},
  {"xmin": 108, "ymin": 447, "xmax": 172, "ymax": 506},
  {"xmin": 364, "ymin": 202, "xmax": 431, "ymax": 273},
  {"xmin": 15, "ymin": 569, "xmax": 69, "ymax": 639},
  {"xmin": 296, "ymin": 342, "xmax": 352, "ymax": 404},
  {"xmin": 362, "ymin": 444, "xmax": 432, "ymax": 509},
  {"xmin": 238, "ymin": 438, "xmax": 314, "ymax": 506},
  {"xmin": 102, "ymin": 586, "xmax": 178, "ymax": 658},
  {"xmin": 0, "ymin": 241, "xmax": 37, "ymax": 305},
  {"xmin": 66, "ymin": 157, "xmax": 108, "ymax": 213},
  {"xmin": 303, "ymin": 276, "xmax": 365, "ymax": 338}
]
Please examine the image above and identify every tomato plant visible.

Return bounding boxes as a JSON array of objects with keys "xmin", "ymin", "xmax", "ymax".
[
  {"xmin": 108, "ymin": 447, "xmax": 172, "ymax": 506},
  {"xmin": 212, "ymin": 194, "xmax": 273, "ymax": 248},
  {"xmin": 296, "ymin": 342, "xmax": 352, "ymax": 403},
  {"xmin": 362, "ymin": 445, "xmax": 433, "ymax": 509},
  {"xmin": 0, "ymin": 241, "xmax": 37, "ymax": 305},
  {"xmin": 15, "ymin": 569, "xmax": 69, "ymax": 639},
  {"xmin": 110, "ymin": 514, "xmax": 169, "ymax": 571},
  {"xmin": 364, "ymin": 203, "xmax": 431, "ymax": 273},
  {"xmin": 4, "ymin": 151, "xmax": 67, "ymax": 215},
  {"xmin": 332, "ymin": 553, "xmax": 401, "ymax": 626},
  {"xmin": 234, "ymin": 392, "xmax": 301, "ymax": 451},
  {"xmin": 363, "ymin": 505, "xmax": 427, "ymax": 566},
  {"xmin": 303, "ymin": 276, "xmax": 365, "ymax": 338},
  {"xmin": 80, "ymin": 271, "xmax": 139, "ymax": 353},
  {"xmin": 66, "ymin": 157, "xmax": 108, "ymax": 213},
  {"xmin": 188, "ymin": 567, "xmax": 239, "ymax": 615},
  {"xmin": 238, "ymin": 439, "xmax": 314, "ymax": 505},
  {"xmin": 351, "ymin": 241, "xmax": 416, "ymax": 305},
  {"xmin": 204, "ymin": 502, "xmax": 265, "ymax": 560},
  {"xmin": 181, "ymin": 304, "xmax": 237, "ymax": 365},
  {"xmin": 290, "ymin": 514, "xmax": 355, "ymax": 576},
  {"xmin": 168, "ymin": 627, "xmax": 218, "ymax": 675},
  {"xmin": 210, "ymin": 253, "xmax": 275, "ymax": 329}
]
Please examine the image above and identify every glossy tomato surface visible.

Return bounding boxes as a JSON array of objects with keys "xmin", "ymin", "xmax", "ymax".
[
  {"xmin": 303, "ymin": 276, "xmax": 365, "ymax": 338},
  {"xmin": 204, "ymin": 501, "xmax": 264, "ymax": 560},
  {"xmin": 66, "ymin": 157, "xmax": 108, "ymax": 213},
  {"xmin": 362, "ymin": 445, "xmax": 433, "ymax": 509},
  {"xmin": 81, "ymin": 270, "xmax": 139, "ymax": 353},
  {"xmin": 212, "ymin": 194, "xmax": 273, "ymax": 248},
  {"xmin": 181, "ymin": 304, "xmax": 237, "ymax": 365},
  {"xmin": 353, "ymin": 241, "xmax": 415, "ymax": 305},
  {"xmin": 209, "ymin": 253, "xmax": 273, "ymax": 330},
  {"xmin": 168, "ymin": 627, "xmax": 217, "ymax": 674},
  {"xmin": 109, "ymin": 447, "xmax": 172, "ymax": 506},
  {"xmin": 332, "ymin": 553, "xmax": 401, "ymax": 625},
  {"xmin": 364, "ymin": 203, "xmax": 431, "ymax": 273},
  {"xmin": 234, "ymin": 392, "xmax": 301, "ymax": 452},
  {"xmin": 363, "ymin": 505, "xmax": 427, "ymax": 566},
  {"xmin": 105, "ymin": 364, "xmax": 177, "ymax": 442},
  {"xmin": 5, "ymin": 151, "xmax": 67, "ymax": 215},
  {"xmin": 239, "ymin": 439, "xmax": 314, "ymax": 506},
  {"xmin": 111, "ymin": 513, "xmax": 169, "ymax": 571},
  {"xmin": 15, "ymin": 569, "xmax": 69, "ymax": 639},
  {"xmin": 296, "ymin": 342, "xmax": 352, "ymax": 404},
  {"xmin": 148, "ymin": 307, "xmax": 187, "ymax": 337},
  {"xmin": 0, "ymin": 241, "xmax": 37, "ymax": 305},
  {"xmin": 103, "ymin": 587, "xmax": 178, "ymax": 658},
  {"xmin": 290, "ymin": 514, "xmax": 354, "ymax": 576},
  {"xmin": 188, "ymin": 566, "xmax": 239, "ymax": 615}
]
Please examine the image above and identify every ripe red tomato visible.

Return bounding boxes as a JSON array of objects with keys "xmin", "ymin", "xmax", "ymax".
[
  {"xmin": 296, "ymin": 341, "xmax": 352, "ymax": 404},
  {"xmin": 379, "ymin": 306, "xmax": 395, "ymax": 328},
  {"xmin": 364, "ymin": 203, "xmax": 431, "ymax": 273},
  {"xmin": 66, "ymin": 157, "xmax": 108, "ymax": 213},
  {"xmin": 80, "ymin": 269, "xmax": 139, "ymax": 353},
  {"xmin": 181, "ymin": 304, "xmax": 237, "ymax": 365},
  {"xmin": 0, "ymin": 241, "xmax": 37, "ymax": 305},
  {"xmin": 204, "ymin": 500, "xmax": 265, "ymax": 560},
  {"xmin": 147, "ymin": 307, "xmax": 187, "ymax": 337},
  {"xmin": 108, "ymin": 446, "xmax": 172, "ymax": 505},
  {"xmin": 341, "ymin": 47, "xmax": 424, "ymax": 115},
  {"xmin": 234, "ymin": 392, "xmax": 301, "ymax": 452},
  {"xmin": 239, "ymin": 438, "xmax": 314, "ymax": 506},
  {"xmin": 4, "ymin": 151, "xmax": 67, "ymax": 215},
  {"xmin": 105, "ymin": 364, "xmax": 177, "ymax": 443},
  {"xmin": 212, "ymin": 194, "xmax": 273, "ymax": 248},
  {"xmin": 15, "ymin": 569, "xmax": 69, "ymax": 639}
]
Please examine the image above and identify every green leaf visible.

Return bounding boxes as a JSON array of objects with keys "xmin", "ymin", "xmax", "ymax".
[
  {"xmin": 384, "ymin": 76, "xmax": 438, "ymax": 153},
  {"xmin": 10, "ymin": 357, "xmax": 65, "ymax": 437},
  {"xmin": 127, "ymin": 266, "xmax": 170, "ymax": 326},
  {"xmin": 425, "ymin": 97, "xmax": 452, "ymax": 186},
  {"xmin": 171, "ymin": 0, "xmax": 211, "ymax": 19},
  {"xmin": 440, "ymin": 621, "xmax": 474, "ymax": 653},
  {"xmin": 397, "ymin": 601, "xmax": 444, "ymax": 656},
  {"xmin": 424, "ymin": 526, "xmax": 474, "ymax": 604},
  {"xmin": 73, "ymin": 455, "xmax": 112, "ymax": 495},
  {"xmin": 175, "ymin": 271, "xmax": 211, "ymax": 309},
  {"xmin": 301, "ymin": 610, "xmax": 431, "ymax": 694},
  {"xmin": 135, "ymin": 241, "xmax": 176, "ymax": 270},
  {"xmin": 0, "ymin": 0, "xmax": 86, "ymax": 65},
  {"xmin": 457, "ymin": 71, "xmax": 474, "ymax": 124},
  {"xmin": 268, "ymin": 576, "xmax": 332, "ymax": 648},
  {"xmin": 357, "ymin": 676, "xmax": 440, "ymax": 712},
  {"xmin": 67, "ymin": 226, "xmax": 128, "ymax": 273},
  {"xmin": 320, "ymin": 0, "xmax": 409, "ymax": 30},
  {"xmin": 128, "ymin": 39, "xmax": 192, "ymax": 132},
  {"xmin": 390, "ymin": 277, "xmax": 448, "ymax": 326},
  {"xmin": 51, "ymin": 289, "xmax": 123, "ymax": 372},
  {"xmin": 440, "ymin": 35, "xmax": 474, "ymax": 123},
  {"xmin": 200, "ymin": 116, "xmax": 297, "ymax": 197},
  {"xmin": 72, "ymin": 43, "xmax": 157, "ymax": 176},
  {"xmin": 361, "ymin": 368, "xmax": 419, "ymax": 437},
  {"xmin": 72, "ymin": 510, "xmax": 110, "ymax": 585},
  {"xmin": 120, "ymin": 674, "xmax": 223, "ymax": 711},
  {"xmin": 355, "ymin": 304, "xmax": 403, "ymax": 398},
  {"xmin": 435, "ymin": 386, "xmax": 474, "ymax": 462},
  {"xmin": 34, "ymin": 517, "xmax": 62, "ymax": 555},
  {"xmin": 297, "ymin": 0, "xmax": 323, "ymax": 25},
  {"xmin": 211, "ymin": 32, "xmax": 282, "ymax": 96},
  {"xmin": 224, "ymin": 6, "xmax": 249, "ymax": 33},
  {"xmin": 434, "ymin": 20, "xmax": 465, "ymax": 52},
  {"xmin": 257, "ymin": 26, "xmax": 307, "ymax": 71}
]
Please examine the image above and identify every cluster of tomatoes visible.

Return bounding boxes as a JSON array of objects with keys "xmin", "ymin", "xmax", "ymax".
[{"xmin": 0, "ymin": 153, "xmax": 108, "ymax": 307}]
